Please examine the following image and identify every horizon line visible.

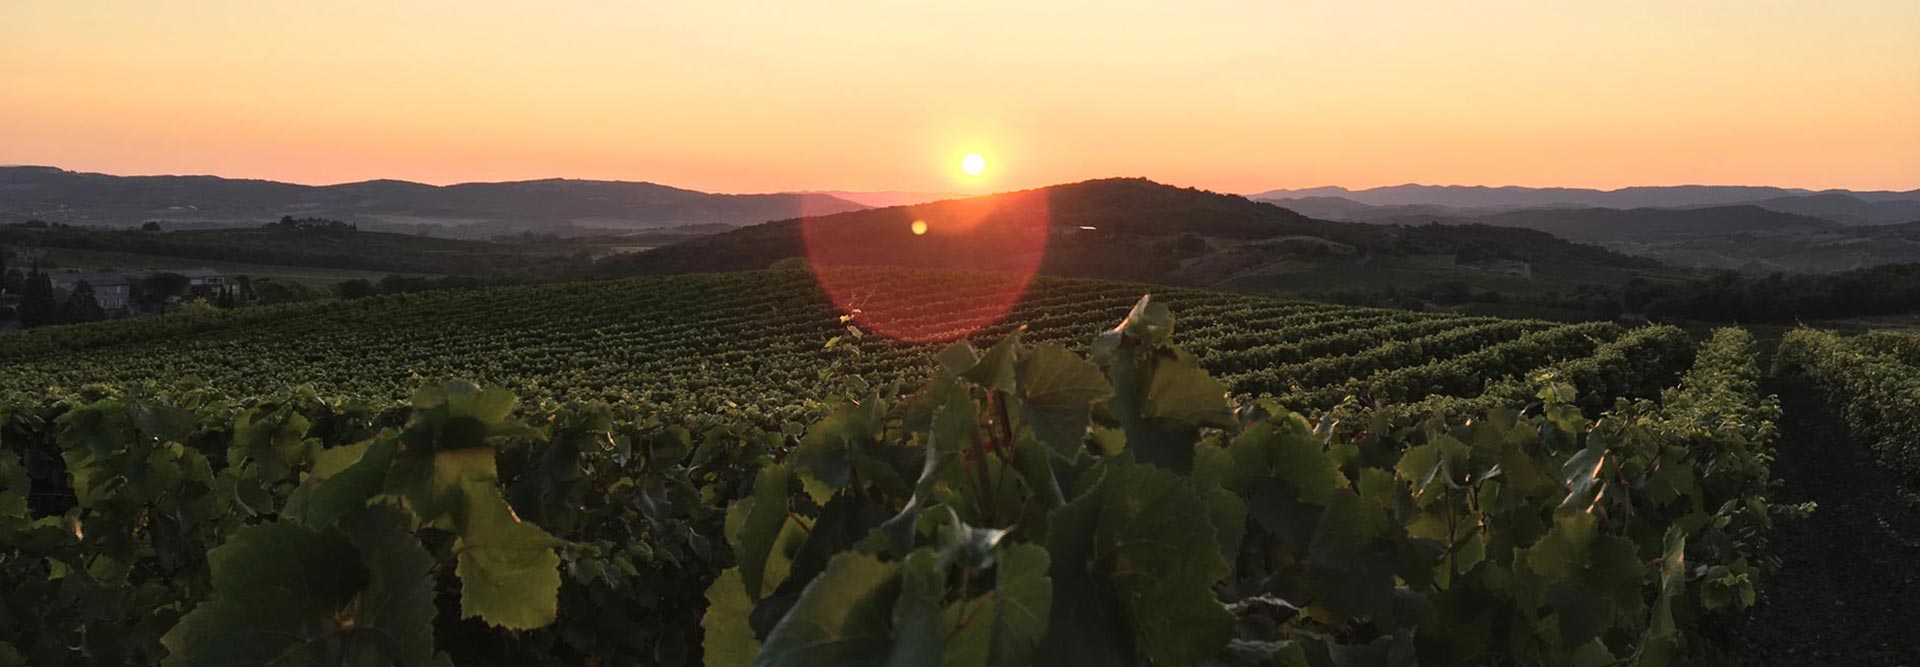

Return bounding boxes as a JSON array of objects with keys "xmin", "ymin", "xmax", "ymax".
[{"xmin": 4, "ymin": 163, "xmax": 1915, "ymax": 198}]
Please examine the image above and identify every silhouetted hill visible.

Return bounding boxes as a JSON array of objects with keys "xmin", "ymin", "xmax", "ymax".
[
  {"xmin": 0, "ymin": 219, "xmax": 580, "ymax": 278},
  {"xmin": 0, "ymin": 166, "xmax": 867, "ymax": 235},
  {"xmin": 1720, "ymin": 193, "xmax": 1920, "ymax": 225},
  {"xmin": 1253, "ymin": 183, "xmax": 1920, "ymax": 213},
  {"xmin": 1256, "ymin": 196, "xmax": 1463, "ymax": 223},
  {"xmin": 1463, "ymin": 205, "xmax": 1842, "ymax": 243},
  {"xmin": 596, "ymin": 178, "xmax": 1659, "ymax": 292}
]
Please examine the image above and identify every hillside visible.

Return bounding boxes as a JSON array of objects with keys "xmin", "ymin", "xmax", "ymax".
[
  {"xmin": 1717, "ymin": 193, "xmax": 1920, "ymax": 225},
  {"xmin": 1464, "ymin": 205, "xmax": 1842, "ymax": 243},
  {"xmin": 1253, "ymin": 183, "xmax": 1920, "ymax": 213},
  {"xmin": 1261, "ymin": 196, "xmax": 1920, "ymax": 272},
  {"xmin": 7, "ymin": 266, "xmax": 1791, "ymax": 666},
  {"xmin": 0, "ymin": 218, "xmax": 580, "ymax": 279},
  {"xmin": 0, "ymin": 267, "xmax": 1682, "ymax": 418},
  {"xmin": 0, "ymin": 166, "xmax": 867, "ymax": 236},
  {"xmin": 595, "ymin": 178, "xmax": 1662, "ymax": 297}
]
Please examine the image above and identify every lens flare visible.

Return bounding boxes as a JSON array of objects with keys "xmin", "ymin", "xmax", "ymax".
[{"xmin": 802, "ymin": 189, "xmax": 1050, "ymax": 343}]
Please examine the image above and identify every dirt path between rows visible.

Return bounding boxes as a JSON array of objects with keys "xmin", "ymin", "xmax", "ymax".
[{"xmin": 1727, "ymin": 380, "xmax": 1920, "ymax": 665}]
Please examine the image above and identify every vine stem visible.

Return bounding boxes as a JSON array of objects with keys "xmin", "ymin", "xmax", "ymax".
[
  {"xmin": 1445, "ymin": 483, "xmax": 1459, "ymax": 579},
  {"xmin": 948, "ymin": 591, "xmax": 999, "ymax": 640}
]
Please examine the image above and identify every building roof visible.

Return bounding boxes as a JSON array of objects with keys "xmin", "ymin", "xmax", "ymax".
[{"xmin": 50, "ymin": 271, "xmax": 130, "ymax": 287}]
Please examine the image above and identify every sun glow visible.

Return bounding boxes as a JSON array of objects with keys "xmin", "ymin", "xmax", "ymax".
[{"xmin": 960, "ymin": 153, "xmax": 986, "ymax": 176}]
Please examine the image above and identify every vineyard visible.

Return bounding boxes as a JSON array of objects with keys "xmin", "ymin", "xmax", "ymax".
[{"xmin": 0, "ymin": 267, "xmax": 1910, "ymax": 665}]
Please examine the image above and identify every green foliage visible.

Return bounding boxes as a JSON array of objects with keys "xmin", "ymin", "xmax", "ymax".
[
  {"xmin": 1776, "ymin": 328, "xmax": 1920, "ymax": 491},
  {"xmin": 0, "ymin": 379, "xmax": 776, "ymax": 666},
  {"xmin": 0, "ymin": 273, "xmax": 1788, "ymax": 665},
  {"xmin": 700, "ymin": 297, "xmax": 1782, "ymax": 665}
]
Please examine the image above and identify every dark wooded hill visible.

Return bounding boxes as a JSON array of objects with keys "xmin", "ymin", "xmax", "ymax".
[{"xmin": 594, "ymin": 178, "xmax": 1661, "ymax": 293}]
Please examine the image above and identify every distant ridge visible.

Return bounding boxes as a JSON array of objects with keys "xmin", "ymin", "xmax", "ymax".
[
  {"xmin": 1252, "ymin": 183, "xmax": 1920, "ymax": 221},
  {"xmin": 0, "ymin": 166, "xmax": 869, "ymax": 235}
]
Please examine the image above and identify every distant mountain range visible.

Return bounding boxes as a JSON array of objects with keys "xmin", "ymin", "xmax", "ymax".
[
  {"xmin": 1258, "ymin": 194, "xmax": 1920, "ymax": 272},
  {"xmin": 0, "ymin": 166, "xmax": 869, "ymax": 237},
  {"xmin": 1253, "ymin": 184, "xmax": 1920, "ymax": 225}
]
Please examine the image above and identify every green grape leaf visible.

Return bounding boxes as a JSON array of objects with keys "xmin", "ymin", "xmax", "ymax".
[
  {"xmin": 453, "ymin": 481, "xmax": 562, "ymax": 630},
  {"xmin": 230, "ymin": 405, "xmax": 312, "ymax": 481},
  {"xmin": 989, "ymin": 543, "xmax": 1053, "ymax": 667},
  {"xmin": 1092, "ymin": 294, "xmax": 1173, "ymax": 364},
  {"xmin": 962, "ymin": 331, "xmax": 1022, "ymax": 394},
  {"xmin": 936, "ymin": 340, "xmax": 982, "ymax": 376},
  {"xmin": 1041, "ymin": 461, "xmax": 1232, "ymax": 665},
  {"xmin": 341, "ymin": 505, "xmax": 446, "ymax": 667},
  {"xmin": 703, "ymin": 569, "xmax": 761, "ymax": 667},
  {"xmin": 889, "ymin": 549, "xmax": 948, "ymax": 666},
  {"xmin": 793, "ymin": 399, "xmax": 883, "ymax": 489},
  {"xmin": 299, "ymin": 436, "xmax": 397, "ymax": 531},
  {"xmin": 943, "ymin": 596, "xmax": 997, "ymax": 667},
  {"xmin": 1142, "ymin": 356, "xmax": 1232, "ymax": 427},
  {"xmin": 158, "ymin": 523, "xmax": 367, "ymax": 666},
  {"xmin": 1557, "ymin": 440, "xmax": 1608, "ymax": 515},
  {"xmin": 733, "ymin": 464, "xmax": 795, "ymax": 600},
  {"xmin": 1648, "ymin": 527, "xmax": 1687, "ymax": 640},
  {"xmin": 1017, "ymin": 344, "xmax": 1114, "ymax": 461},
  {"xmin": 757, "ymin": 552, "xmax": 902, "ymax": 667}
]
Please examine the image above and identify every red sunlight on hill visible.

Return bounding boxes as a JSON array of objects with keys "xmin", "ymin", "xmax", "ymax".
[{"xmin": 803, "ymin": 191, "xmax": 1051, "ymax": 342}]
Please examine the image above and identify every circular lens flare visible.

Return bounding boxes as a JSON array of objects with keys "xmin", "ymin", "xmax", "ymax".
[
  {"xmin": 961, "ymin": 153, "xmax": 986, "ymax": 175},
  {"xmin": 802, "ymin": 190, "xmax": 1050, "ymax": 343}
]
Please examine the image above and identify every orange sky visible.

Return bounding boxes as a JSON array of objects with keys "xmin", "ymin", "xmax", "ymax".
[{"xmin": 4, "ymin": 1, "xmax": 1917, "ymax": 194}]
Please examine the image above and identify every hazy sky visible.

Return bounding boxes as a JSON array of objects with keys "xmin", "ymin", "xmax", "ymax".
[{"xmin": 4, "ymin": 1, "xmax": 1917, "ymax": 193}]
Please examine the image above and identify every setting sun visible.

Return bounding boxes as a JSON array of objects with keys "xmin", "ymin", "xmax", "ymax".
[{"xmin": 961, "ymin": 153, "xmax": 986, "ymax": 176}]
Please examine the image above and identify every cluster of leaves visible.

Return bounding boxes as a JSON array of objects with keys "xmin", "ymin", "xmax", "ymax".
[
  {"xmin": 1775, "ymin": 328, "xmax": 1920, "ymax": 493},
  {"xmin": 0, "ymin": 381, "xmax": 774, "ymax": 666},
  {"xmin": 1852, "ymin": 330, "xmax": 1920, "ymax": 367},
  {"xmin": 703, "ymin": 297, "xmax": 1782, "ymax": 665}
]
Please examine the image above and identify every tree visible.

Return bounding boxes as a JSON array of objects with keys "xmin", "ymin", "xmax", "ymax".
[
  {"xmin": 18, "ymin": 264, "xmax": 57, "ymax": 327},
  {"xmin": 216, "ymin": 285, "xmax": 236, "ymax": 308},
  {"xmin": 0, "ymin": 244, "xmax": 12, "ymax": 295},
  {"xmin": 58, "ymin": 280, "xmax": 106, "ymax": 324},
  {"xmin": 335, "ymin": 278, "xmax": 377, "ymax": 300},
  {"xmin": 135, "ymin": 272, "xmax": 191, "ymax": 307},
  {"xmin": 141, "ymin": 221, "xmax": 163, "ymax": 232}
]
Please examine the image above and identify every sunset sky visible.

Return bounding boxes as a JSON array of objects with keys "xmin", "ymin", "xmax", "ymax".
[{"xmin": 4, "ymin": 1, "xmax": 1917, "ymax": 194}]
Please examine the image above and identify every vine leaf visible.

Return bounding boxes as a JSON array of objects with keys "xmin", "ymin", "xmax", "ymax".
[
  {"xmin": 731, "ymin": 464, "xmax": 795, "ymax": 599},
  {"xmin": 702, "ymin": 569, "xmax": 761, "ymax": 667},
  {"xmin": 158, "ymin": 523, "xmax": 368, "ymax": 666},
  {"xmin": 1017, "ymin": 344, "xmax": 1114, "ymax": 461},
  {"xmin": 989, "ymin": 543, "xmax": 1053, "ymax": 667},
  {"xmin": 962, "ymin": 332, "xmax": 1021, "ymax": 394},
  {"xmin": 453, "ymin": 480, "xmax": 562, "ymax": 630},
  {"xmin": 756, "ymin": 552, "xmax": 902, "ymax": 666},
  {"xmin": 1041, "ymin": 461, "xmax": 1232, "ymax": 665}
]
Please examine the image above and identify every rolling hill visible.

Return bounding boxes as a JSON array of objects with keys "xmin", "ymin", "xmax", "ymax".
[
  {"xmin": 595, "ymin": 178, "xmax": 1664, "ymax": 297},
  {"xmin": 0, "ymin": 166, "xmax": 868, "ymax": 236},
  {"xmin": 1257, "ymin": 195, "xmax": 1920, "ymax": 272},
  {"xmin": 0, "ymin": 218, "xmax": 581, "ymax": 279},
  {"xmin": 1252, "ymin": 183, "xmax": 1920, "ymax": 214}
]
